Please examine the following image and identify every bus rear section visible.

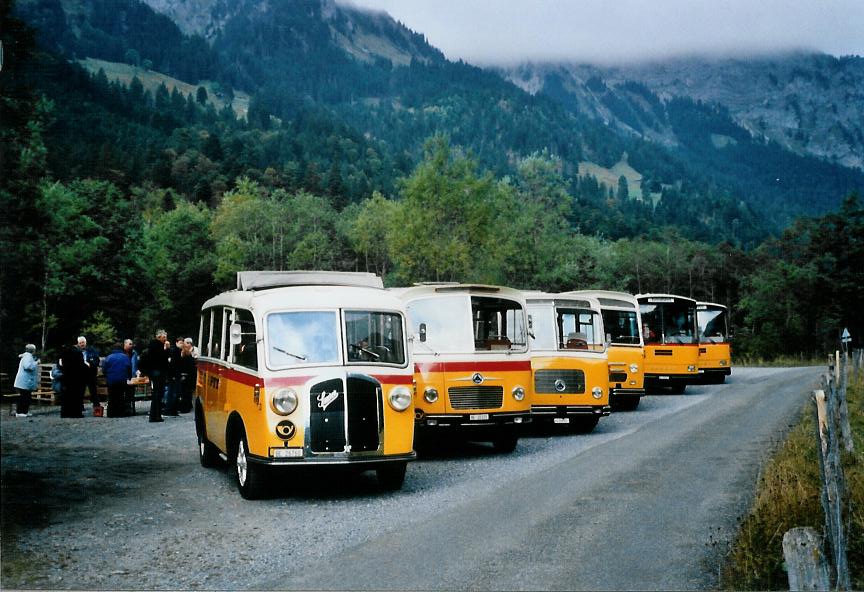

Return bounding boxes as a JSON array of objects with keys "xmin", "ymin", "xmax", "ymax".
[
  {"xmin": 396, "ymin": 284, "xmax": 532, "ymax": 453},
  {"xmin": 697, "ymin": 302, "xmax": 732, "ymax": 384},
  {"xmin": 637, "ymin": 294, "xmax": 699, "ymax": 394}
]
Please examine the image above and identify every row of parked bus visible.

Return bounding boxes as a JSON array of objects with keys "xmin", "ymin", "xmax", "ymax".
[{"xmin": 193, "ymin": 271, "xmax": 731, "ymax": 498}]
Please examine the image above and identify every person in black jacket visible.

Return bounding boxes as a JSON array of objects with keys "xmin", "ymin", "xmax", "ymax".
[
  {"xmin": 142, "ymin": 329, "xmax": 170, "ymax": 423},
  {"xmin": 178, "ymin": 338, "xmax": 197, "ymax": 414},
  {"xmin": 59, "ymin": 343, "xmax": 88, "ymax": 418},
  {"xmin": 77, "ymin": 336, "xmax": 101, "ymax": 412},
  {"xmin": 163, "ymin": 337, "xmax": 185, "ymax": 417}
]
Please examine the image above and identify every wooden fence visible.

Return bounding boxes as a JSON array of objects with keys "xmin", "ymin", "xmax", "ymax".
[{"xmin": 782, "ymin": 346, "xmax": 859, "ymax": 591}]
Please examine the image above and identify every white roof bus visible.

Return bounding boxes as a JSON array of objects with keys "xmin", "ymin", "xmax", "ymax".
[
  {"xmin": 697, "ymin": 301, "xmax": 732, "ymax": 384},
  {"xmin": 195, "ymin": 271, "xmax": 415, "ymax": 498},
  {"xmin": 392, "ymin": 284, "xmax": 532, "ymax": 453},
  {"xmin": 523, "ymin": 291, "xmax": 610, "ymax": 432},
  {"xmin": 568, "ymin": 290, "xmax": 645, "ymax": 410},
  {"xmin": 636, "ymin": 293, "xmax": 699, "ymax": 394}
]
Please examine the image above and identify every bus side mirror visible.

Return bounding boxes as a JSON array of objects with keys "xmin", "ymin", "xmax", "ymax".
[
  {"xmin": 419, "ymin": 323, "xmax": 427, "ymax": 343},
  {"xmin": 229, "ymin": 323, "xmax": 242, "ymax": 345}
]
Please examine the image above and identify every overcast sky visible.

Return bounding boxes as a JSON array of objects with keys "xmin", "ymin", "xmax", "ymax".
[{"xmin": 342, "ymin": 0, "xmax": 864, "ymax": 65}]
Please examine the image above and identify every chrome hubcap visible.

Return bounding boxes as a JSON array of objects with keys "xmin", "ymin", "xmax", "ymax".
[{"xmin": 237, "ymin": 440, "xmax": 248, "ymax": 486}]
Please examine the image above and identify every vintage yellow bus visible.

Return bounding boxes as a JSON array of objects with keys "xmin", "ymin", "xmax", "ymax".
[
  {"xmin": 524, "ymin": 292, "xmax": 610, "ymax": 432},
  {"xmin": 636, "ymin": 294, "xmax": 699, "ymax": 394},
  {"xmin": 569, "ymin": 290, "xmax": 645, "ymax": 411},
  {"xmin": 697, "ymin": 302, "xmax": 732, "ymax": 384},
  {"xmin": 195, "ymin": 271, "xmax": 415, "ymax": 498},
  {"xmin": 394, "ymin": 284, "xmax": 532, "ymax": 452}
]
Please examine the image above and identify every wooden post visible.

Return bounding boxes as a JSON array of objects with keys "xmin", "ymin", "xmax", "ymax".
[
  {"xmin": 836, "ymin": 351, "xmax": 854, "ymax": 453},
  {"xmin": 813, "ymin": 384, "xmax": 851, "ymax": 590},
  {"xmin": 783, "ymin": 527, "xmax": 830, "ymax": 591}
]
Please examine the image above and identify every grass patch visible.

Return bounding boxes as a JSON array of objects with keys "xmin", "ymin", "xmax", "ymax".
[{"xmin": 721, "ymin": 370, "xmax": 864, "ymax": 589}]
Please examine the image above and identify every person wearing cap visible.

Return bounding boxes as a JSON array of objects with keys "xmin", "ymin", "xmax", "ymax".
[{"xmin": 13, "ymin": 344, "xmax": 40, "ymax": 417}]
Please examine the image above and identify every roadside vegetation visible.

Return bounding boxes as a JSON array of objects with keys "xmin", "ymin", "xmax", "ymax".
[{"xmin": 721, "ymin": 371, "xmax": 863, "ymax": 589}]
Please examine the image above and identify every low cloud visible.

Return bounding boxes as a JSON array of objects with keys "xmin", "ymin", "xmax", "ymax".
[{"xmin": 341, "ymin": 0, "xmax": 864, "ymax": 65}]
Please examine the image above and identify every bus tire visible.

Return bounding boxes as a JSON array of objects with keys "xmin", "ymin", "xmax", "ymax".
[
  {"xmin": 376, "ymin": 462, "xmax": 407, "ymax": 491},
  {"xmin": 670, "ymin": 382, "xmax": 687, "ymax": 394},
  {"xmin": 492, "ymin": 432, "xmax": 518, "ymax": 453},
  {"xmin": 234, "ymin": 430, "xmax": 267, "ymax": 500},
  {"xmin": 571, "ymin": 416, "xmax": 599, "ymax": 434},
  {"xmin": 195, "ymin": 407, "xmax": 220, "ymax": 468}
]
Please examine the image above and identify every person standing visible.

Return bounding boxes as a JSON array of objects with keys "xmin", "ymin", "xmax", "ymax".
[
  {"xmin": 178, "ymin": 338, "xmax": 198, "ymax": 413},
  {"xmin": 123, "ymin": 338, "xmax": 140, "ymax": 415},
  {"xmin": 143, "ymin": 329, "xmax": 169, "ymax": 423},
  {"xmin": 102, "ymin": 342, "xmax": 132, "ymax": 417},
  {"xmin": 77, "ymin": 336, "xmax": 101, "ymax": 413},
  {"xmin": 163, "ymin": 337, "xmax": 185, "ymax": 417},
  {"xmin": 124, "ymin": 339, "xmax": 139, "ymax": 376},
  {"xmin": 13, "ymin": 344, "xmax": 40, "ymax": 417},
  {"xmin": 59, "ymin": 342, "xmax": 87, "ymax": 418}
]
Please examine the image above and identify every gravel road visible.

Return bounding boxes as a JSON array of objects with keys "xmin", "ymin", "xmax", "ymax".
[{"xmin": 1, "ymin": 366, "xmax": 818, "ymax": 591}]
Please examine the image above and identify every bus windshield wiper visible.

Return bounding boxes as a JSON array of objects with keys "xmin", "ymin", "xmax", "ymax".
[{"xmin": 273, "ymin": 345, "xmax": 307, "ymax": 361}]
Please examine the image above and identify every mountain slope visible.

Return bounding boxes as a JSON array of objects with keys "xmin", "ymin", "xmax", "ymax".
[
  {"xmin": 12, "ymin": 0, "xmax": 864, "ymax": 245},
  {"xmin": 505, "ymin": 54, "xmax": 864, "ymax": 171}
]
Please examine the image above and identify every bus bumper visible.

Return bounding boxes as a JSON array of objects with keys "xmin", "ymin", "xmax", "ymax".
[{"xmin": 530, "ymin": 404, "xmax": 610, "ymax": 424}]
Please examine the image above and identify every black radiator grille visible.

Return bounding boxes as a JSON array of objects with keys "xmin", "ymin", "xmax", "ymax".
[
  {"xmin": 346, "ymin": 375, "xmax": 381, "ymax": 452},
  {"xmin": 609, "ymin": 372, "xmax": 628, "ymax": 383},
  {"xmin": 448, "ymin": 386, "xmax": 503, "ymax": 410},
  {"xmin": 534, "ymin": 369, "xmax": 585, "ymax": 394},
  {"xmin": 309, "ymin": 378, "xmax": 346, "ymax": 453},
  {"xmin": 309, "ymin": 377, "xmax": 381, "ymax": 453}
]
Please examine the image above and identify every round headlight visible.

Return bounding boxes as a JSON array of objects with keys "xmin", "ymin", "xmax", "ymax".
[
  {"xmin": 591, "ymin": 386, "xmax": 604, "ymax": 399},
  {"xmin": 688, "ymin": 365, "xmax": 696, "ymax": 372},
  {"xmin": 629, "ymin": 363, "xmax": 639, "ymax": 373},
  {"xmin": 272, "ymin": 388, "xmax": 299, "ymax": 415},
  {"xmin": 512, "ymin": 386, "xmax": 526, "ymax": 401},
  {"xmin": 388, "ymin": 386, "xmax": 412, "ymax": 411},
  {"xmin": 424, "ymin": 387, "xmax": 439, "ymax": 403}
]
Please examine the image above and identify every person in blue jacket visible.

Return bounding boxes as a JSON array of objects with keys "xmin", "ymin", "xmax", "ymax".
[
  {"xmin": 102, "ymin": 342, "xmax": 132, "ymax": 417},
  {"xmin": 13, "ymin": 344, "xmax": 40, "ymax": 417}
]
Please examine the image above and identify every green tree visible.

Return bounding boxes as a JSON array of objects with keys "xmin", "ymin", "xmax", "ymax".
[
  {"xmin": 139, "ymin": 201, "xmax": 217, "ymax": 337},
  {"xmin": 389, "ymin": 135, "xmax": 508, "ymax": 283}
]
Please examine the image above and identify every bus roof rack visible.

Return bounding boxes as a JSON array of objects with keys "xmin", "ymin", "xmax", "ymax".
[{"xmin": 237, "ymin": 271, "xmax": 384, "ymax": 291}]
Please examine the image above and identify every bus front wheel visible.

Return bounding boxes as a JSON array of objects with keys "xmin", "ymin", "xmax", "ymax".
[
  {"xmin": 376, "ymin": 462, "xmax": 407, "ymax": 491},
  {"xmin": 234, "ymin": 431, "xmax": 267, "ymax": 499},
  {"xmin": 492, "ymin": 432, "xmax": 518, "ymax": 453}
]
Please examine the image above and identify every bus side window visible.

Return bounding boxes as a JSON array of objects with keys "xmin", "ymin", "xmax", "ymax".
[
  {"xmin": 232, "ymin": 309, "xmax": 258, "ymax": 370},
  {"xmin": 212, "ymin": 306, "xmax": 224, "ymax": 359}
]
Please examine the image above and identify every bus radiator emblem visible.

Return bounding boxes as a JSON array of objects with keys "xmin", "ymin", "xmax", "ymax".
[
  {"xmin": 472, "ymin": 373, "xmax": 484, "ymax": 385},
  {"xmin": 555, "ymin": 379, "xmax": 566, "ymax": 392},
  {"xmin": 317, "ymin": 390, "xmax": 340, "ymax": 411}
]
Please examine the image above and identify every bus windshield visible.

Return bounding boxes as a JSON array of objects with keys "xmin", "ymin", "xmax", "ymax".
[
  {"xmin": 471, "ymin": 296, "xmax": 527, "ymax": 351},
  {"xmin": 601, "ymin": 309, "xmax": 641, "ymax": 345},
  {"xmin": 345, "ymin": 311, "xmax": 406, "ymax": 365},
  {"xmin": 640, "ymin": 301, "xmax": 696, "ymax": 345},
  {"xmin": 557, "ymin": 307, "xmax": 604, "ymax": 352},
  {"xmin": 406, "ymin": 295, "xmax": 527, "ymax": 354},
  {"xmin": 698, "ymin": 307, "xmax": 728, "ymax": 344},
  {"xmin": 267, "ymin": 311, "xmax": 340, "ymax": 367}
]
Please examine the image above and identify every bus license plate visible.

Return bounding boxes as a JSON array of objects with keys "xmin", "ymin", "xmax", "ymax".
[
  {"xmin": 554, "ymin": 418, "xmax": 570, "ymax": 424},
  {"xmin": 659, "ymin": 375, "xmax": 670, "ymax": 380},
  {"xmin": 470, "ymin": 414, "xmax": 489, "ymax": 421}
]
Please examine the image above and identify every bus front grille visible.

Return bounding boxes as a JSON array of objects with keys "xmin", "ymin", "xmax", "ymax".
[
  {"xmin": 308, "ymin": 376, "xmax": 381, "ymax": 453},
  {"xmin": 448, "ymin": 386, "xmax": 504, "ymax": 410},
  {"xmin": 534, "ymin": 369, "xmax": 586, "ymax": 394}
]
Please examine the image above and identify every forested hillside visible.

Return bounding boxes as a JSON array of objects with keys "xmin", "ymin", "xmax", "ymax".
[{"xmin": 1, "ymin": 0, "xmax": 862, "ymax": 375}]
